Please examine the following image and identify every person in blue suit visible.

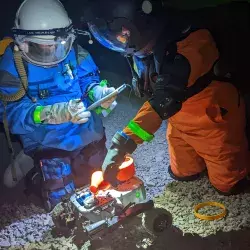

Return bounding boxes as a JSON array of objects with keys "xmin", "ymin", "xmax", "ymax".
[{"xmin": 0, "ymin": 0, "xmax": 117, "ymax": 210}]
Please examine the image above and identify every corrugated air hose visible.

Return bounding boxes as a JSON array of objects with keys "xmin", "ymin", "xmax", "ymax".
[
  {"xmin": 0, "ymin": 46, "xmax": 28, "ymax": 102},
  {"xmin": 1, "ymin": 45, "xmax": 31, "ymax": 182}
]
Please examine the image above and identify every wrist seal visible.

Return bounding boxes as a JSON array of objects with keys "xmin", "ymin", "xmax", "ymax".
[{"xmin": 111, "ymin": 131, "xmax": 137, "ymax": 154}]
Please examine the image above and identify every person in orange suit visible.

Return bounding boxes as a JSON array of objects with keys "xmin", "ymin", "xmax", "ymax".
[{"xmin": 84, "ymin": 0, "xmax": 250, "ymax": 194}]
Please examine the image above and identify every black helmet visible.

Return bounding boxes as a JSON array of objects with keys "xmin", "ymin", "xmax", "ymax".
[{"xmin": 83, "ymin": 0, "xmax": 167, "ymax": 57}]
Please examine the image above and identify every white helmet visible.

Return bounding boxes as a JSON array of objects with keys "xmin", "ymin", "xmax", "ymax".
[{"xmin": 13, "ymin": 0, "xmax": 76, "ymax": 67}]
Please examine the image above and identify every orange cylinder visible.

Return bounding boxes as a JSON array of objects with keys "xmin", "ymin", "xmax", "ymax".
[
  {"xmin": 90, "ymin": 171, "xmax": 110, "ymax": 194},
  {"xmin": 89, "ymin": 156, "xmax": 135, "ymax": 193},
  {"xmin": 90, "ymin": 171, "xmax": 103, "ymax": 194},
  {"xmin": 117, "ymin": 156, "xmax": 135, "ymax": 181}
]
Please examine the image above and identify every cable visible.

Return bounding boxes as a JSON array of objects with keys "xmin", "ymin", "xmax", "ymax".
[{"xmin": 75, "ymin": 29, "xmax": 93, "ymax": 44}]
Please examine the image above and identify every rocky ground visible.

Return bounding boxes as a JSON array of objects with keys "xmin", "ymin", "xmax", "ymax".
[{"xmin": 1, "ymin": 92, "xmax": 250, "ymax": 250}]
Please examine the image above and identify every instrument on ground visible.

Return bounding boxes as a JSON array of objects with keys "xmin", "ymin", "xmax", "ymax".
[
  {"xmin": 194, "ymin": 201, "xmax": 227, "ymax": 220},
  {"xmin": 51, "ymin": 156, "xmax": 172, "ymax": 247}
]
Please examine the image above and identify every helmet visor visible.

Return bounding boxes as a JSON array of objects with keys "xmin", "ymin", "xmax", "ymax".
[
  {"xmin": 88, "ymin": 22, "xmax": 129, "ymax": 53},
  {"xmin": 17, "ymin": 35, "xmax": 75, "ymax": 66}
]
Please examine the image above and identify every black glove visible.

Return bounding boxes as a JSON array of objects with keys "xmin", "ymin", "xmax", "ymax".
[
  {"xmin": 102, "ymin": 131, "xmax": 137, "ymax": 187},
  {"xmin": 102, "ymin": 147, "xmax": 126, "ymax": 187}
]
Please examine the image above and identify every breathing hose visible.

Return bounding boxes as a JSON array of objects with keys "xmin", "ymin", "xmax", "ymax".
[
  {"xmin": 1, "ymin": 45, "xmax": 30, "ymax": 182},
  {"xmin": 0, "ymin": 46, "xmax": 28, "ymax": 102}
]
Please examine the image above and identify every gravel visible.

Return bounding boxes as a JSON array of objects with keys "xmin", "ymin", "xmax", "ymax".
[
  {"xmin": 1, "ymin": 94, "xmax": 250, "ymax": 249},
  {"xmin": 0, "ymin": 203, "xmax": 54, "ymax": 248}
]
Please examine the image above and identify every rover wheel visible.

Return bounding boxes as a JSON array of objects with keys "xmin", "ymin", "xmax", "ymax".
[
  {"xmin": 90, "ymin": 239, "xmax": 112, "ymax": 250},
  {"xmin": 142, "ymin": 208, "xmax": 172, "ymax": 236}
]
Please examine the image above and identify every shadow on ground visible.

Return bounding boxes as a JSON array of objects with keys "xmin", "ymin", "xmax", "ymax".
[
  {"xmin": 1, "ymin": 171, "xmax": 250, "ymax": 250},
  {"xmin": 151, "ymin": 227, "xmax": 250, "ymax": 250},
  {"xmin": 96, "ymin": 214, "xmax": 250, "ymax": 250}
]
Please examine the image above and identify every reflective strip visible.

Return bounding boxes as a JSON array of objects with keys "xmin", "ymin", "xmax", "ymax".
[
  {"xmin": 94, "ymin": 107, "xmax": 103, "ymax": 114},
  {"xmin": 88, "ymin": 79, "xmax": 109, "ymax": 115},
  {"xmin": 99, "ymin": 79, "xmax": 108, "ymax": 87},
  {"xmin": 88, "ymin": 88, "xmax": 95, "ymax": 102},
  {"xmin": 33, "ymin": 106, "xmax": 44, "ymax": 124},
  {"xmin": 127, "ymin": 120, "xmax": 154, "ymax": 142},
  {"xmin": 88, "ymin": 79, "xmax": 108, "ymax": 102}
]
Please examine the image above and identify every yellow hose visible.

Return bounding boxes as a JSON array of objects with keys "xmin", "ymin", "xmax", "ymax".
[
  {"xmin": 0, "ymin": 45, "xmax": 30, "ymax": 181},
  {"xmin": 0, "ymin": 45, "xmax": 28, "ymax": 102}
]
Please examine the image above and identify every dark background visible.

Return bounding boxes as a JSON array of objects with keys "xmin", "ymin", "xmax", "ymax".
[{"xmin": 1, "ymin": 2, "xmax": 250, "ymax": 249}]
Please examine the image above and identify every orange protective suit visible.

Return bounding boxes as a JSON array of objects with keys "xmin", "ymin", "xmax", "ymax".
[{"xmin": 123, "ymin": 29, "xmax": 249, "ymax": 193}]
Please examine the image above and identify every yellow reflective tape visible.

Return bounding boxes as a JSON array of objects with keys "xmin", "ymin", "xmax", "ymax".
[
  {"xmin": 33, "ymin": 106, "xmax": 44, "ymax": 124},
  {"xmin": 127, "ymin": 120, "xmax": 154, "ymax": 142}
]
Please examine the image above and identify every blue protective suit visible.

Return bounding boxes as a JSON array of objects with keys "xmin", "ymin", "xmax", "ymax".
[
  {"xmin": 0, "ymin": 45, "xmax": 105, "ymax": 153},
  {"xmin": 0, "ymin": 43, "xmax": 107, "ymax": 207}
]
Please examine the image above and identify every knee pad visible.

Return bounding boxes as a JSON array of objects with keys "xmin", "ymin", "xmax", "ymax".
[
  {"xmin": 40, "ymin": 158, "xmax": 75, "ymax": 210},
  {"xmin": 168, "ymin": 166, "xmax": 204, "ymax": 182}
]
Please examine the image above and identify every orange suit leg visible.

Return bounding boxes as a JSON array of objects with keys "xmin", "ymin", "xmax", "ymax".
[{"xmin": 167, "ymin": 122, "xmax": 206, "ymax": 177}]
